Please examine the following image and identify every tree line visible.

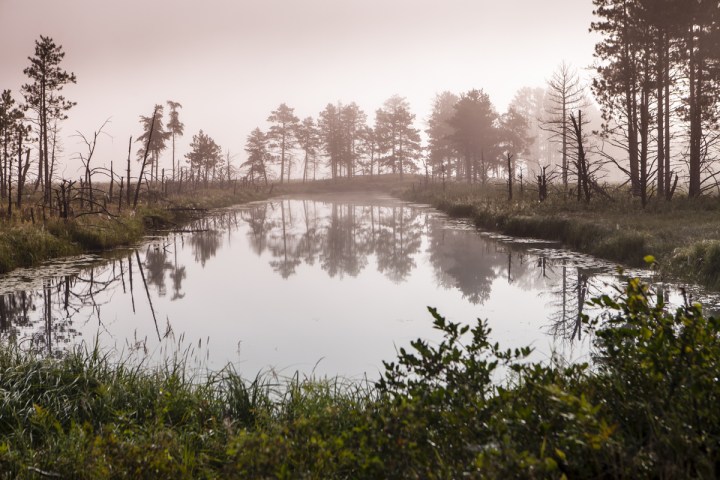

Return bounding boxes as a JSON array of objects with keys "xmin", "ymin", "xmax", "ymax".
[
  {"xmin": 0, "ymin": 36, "xmax": 245, "ymax": 222},
  {"xmin": 592, "ymin": 0, "xmax": 720, "ymax": 203},
  {"xmin": 3, "ymin": 3, "xmax": 720, "ymax": 220},
  {"xmin": 243, "ymin": 2, "xmax": 720, "ymax": 205}
]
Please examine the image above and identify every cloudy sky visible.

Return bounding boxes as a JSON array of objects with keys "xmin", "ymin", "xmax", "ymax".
[{"xmin": 0, "ymin": 0, "xmax": 599, "ymax": 176}]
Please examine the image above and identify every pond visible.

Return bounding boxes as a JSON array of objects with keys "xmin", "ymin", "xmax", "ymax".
[{"xmin": 1, "ymin": 193, "xmax": 718, "ymax": 378}]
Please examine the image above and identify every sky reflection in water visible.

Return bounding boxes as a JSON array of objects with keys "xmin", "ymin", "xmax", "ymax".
[{"xmin": 0, "ymin": 195, "xmax": 714, "ymax": 378}]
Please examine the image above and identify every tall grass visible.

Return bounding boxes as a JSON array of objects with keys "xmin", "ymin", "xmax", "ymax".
[
  {"xmin": 0, "ymin": 225, "xmax": 79, "ymax": 273},
  {"xmin": 0, "ymin": 340, "xmax": 376, "ymax": 479}
]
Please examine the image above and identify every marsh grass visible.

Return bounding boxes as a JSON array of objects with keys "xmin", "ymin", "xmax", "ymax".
[
  {"xmin": 274, "ymin": 173, "xmax": 422, "ymax": 196},
  {"xmin": 0, "ymin": 336, "xmax": 383, "ymax": 479},
  {"xmin": 0, "ymin": 186, "xmax": 269, "ymax": 275},
  {"xmin": 0, "ymin": 224, "xmax": 80, "ymax": 273},
  {"xmin": 406, "ymin": 182, "xmax": 720, "ymax": 288}
]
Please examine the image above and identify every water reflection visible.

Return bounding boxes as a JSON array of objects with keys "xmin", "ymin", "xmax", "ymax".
[
  {"xmin": 546, "ymin": 262, "xmax": 596, "ymax": 342},
  {"xmin": 0, "ymin": 196, "xmax": 715, "ymax": 375},
  {"xmin": 243, "ymin": 200, "xmax": 425, "ymax": 282},
  {"xmin": 0, "ymin": 252, "xmax": 178, "ymax": 355},
  {"xmin": 248, "ymin": 200, "xmax": 555, "ymax": 304},
  {"xmin": 0, "ymin": 263, "xmax": 118, "ymax": 356}
]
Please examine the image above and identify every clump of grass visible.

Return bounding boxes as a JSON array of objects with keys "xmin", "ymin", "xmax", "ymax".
[
  {"xmin": 672, "ymin": 240, "xmax": 720, "ymax": 290},
  {"xmin": 46, "ymin": 214, "xmax": 146, "ymax": 251},
  {"xmin": 0, "ymin": 224, "xmax": 79, "ymax": 273},
  {"xmin": 592, "ymin": 230, "xmax": 648, "ymax": 265}
]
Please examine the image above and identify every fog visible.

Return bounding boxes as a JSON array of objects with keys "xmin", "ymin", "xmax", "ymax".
[{"xmin": 0, "ymin": 0, "xmax": 597, "ymax": 175}]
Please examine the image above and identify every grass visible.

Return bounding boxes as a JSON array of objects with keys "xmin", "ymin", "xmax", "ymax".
[
  {"xmin": 0, "ymin": 341, "xmax": 376, "ymax": 479},
  {"xmin": 404, "ymin": 181, "xmax": 720, "ymax": 289},
  {"xmin": 0, "ymin": 185, "xmax": 269, "ymax": 274}
]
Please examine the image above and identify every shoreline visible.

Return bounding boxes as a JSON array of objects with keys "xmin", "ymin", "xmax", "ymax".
[
  {"xmin": 0, "ymin": 187, "xmax": 270, "ymax": 275},
  {"xmin": 401, "ymin": 183, "xmax": 720, "ymax": 291},
  {"xmin": 3, "ymin": 176, "xmax": 720, "ymax": 293}
]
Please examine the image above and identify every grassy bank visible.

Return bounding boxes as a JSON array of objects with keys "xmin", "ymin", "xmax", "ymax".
[
  {"xmin": 1, "ymin": 275, "xmax": 719, "ymax": 478},
  {"xmin": 403, "ymin": 182, "xmax": 720, "ymax": 289},
  {"xmin": 0, "ymin": 186, "xmax": 269, "ymax": 274}
]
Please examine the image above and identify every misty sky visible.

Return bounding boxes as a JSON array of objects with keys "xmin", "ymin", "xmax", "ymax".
[{"xmin": 0, "ymin": 0, "xmax": 598, "ymax": 176}]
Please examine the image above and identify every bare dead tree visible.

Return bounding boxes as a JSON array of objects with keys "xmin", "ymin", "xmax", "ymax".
[
  {"xmin": 506, "ymin": 152, "xmax": 514, "ymax": 201},
  {"xmin": 75, "ymin": 118, "xmax": 111, "ymax": 211},
  {"xmin": 541, "ymin": 62, "xmax": 589, "ymax": 192},
  {"xmin": 126, "ymin": 136, "xmax": 132, "ymax": 207},
  {"xmin": 18, "ymin": 147, "xmax": 30, "ymax": 211},
  {"xmin": 133, "ymin": 106, "xmax": 159, "ymax": 209}
]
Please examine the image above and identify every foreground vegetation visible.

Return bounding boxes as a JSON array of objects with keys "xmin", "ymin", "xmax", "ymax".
[
  {"xmin": 0, "ymin": 271, "xmax": 717, "ymax": 478},
  {"xmin": 404, "ymin": 181, "xmax": 720, "ymax": 290}
]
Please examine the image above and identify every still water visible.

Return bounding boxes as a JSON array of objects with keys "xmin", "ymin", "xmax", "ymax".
[{"xmin": 1, "ymin": 194, "xmax": 718, "ymax": 378}]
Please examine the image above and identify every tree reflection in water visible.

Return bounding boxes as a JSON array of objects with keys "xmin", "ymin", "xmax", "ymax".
[
  {"xmin": 545, "ymin": 260, "xmax": 606, "ymax": 342},
  {"xmin": 170, "ymin": 236, "xmax": 187, "ymax": 301},
  {"xmin": 426, "ymin": 221, "xmax": 503, "ymax": 304},
  {"xmin": 243, "ymin": 199, "xmax": 424, "ymax": 282},
  {"xmin": 0, "ymin": 197, "xmax": 650, "ymax": 360},
  {"xmin": 145, "ymin": 243, "xmax": 173, "ymax": 297},
  {"xmin": 0, "ymin": 250, "xmax": 178, "ymax": 355},
  {"xmin": 190, "ymin": 217, "xmax": 223, "ymax": 267}
]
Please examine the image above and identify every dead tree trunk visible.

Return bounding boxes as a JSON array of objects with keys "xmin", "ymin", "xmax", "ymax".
[
  {"xmin": 506, "ymin": 152, "xmax": 513, "ymax": 201},
  {"xmin": 133, "ymin": 107, "xmax": 158, "ymax": 209},
  {"xmin": 126, "ymin": 136, "xmax": 132, "ymax": 207}
]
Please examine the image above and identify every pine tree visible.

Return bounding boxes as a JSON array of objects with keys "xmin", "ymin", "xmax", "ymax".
[
  {"xmin": 166, "ymin": 100, "xmax": 184, "ymax": 181},
  {"xmin": 267, "ymin": 104, "xmax": 299, "ymax": 183},
  {"xmin": 21, "ymin": 36, "xmax": 76, "ymax": 204},
  {"xmin": 136, "ymin": 104, "xmax": 170, "ymax": 183},
  {"xmin": 374, "ymin": 95, "xmax": 421, "ymax": 179},
  {"xmin": 185, "ymin": 130, "xmax": 222, "ymax": 183},
  {"xmin": 243, "ymin": 128, "xmax": 269, "ymax": 185},
  {"xmin": 448, "ymin": 89, "xmax": 498, "ymax": 183}
]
